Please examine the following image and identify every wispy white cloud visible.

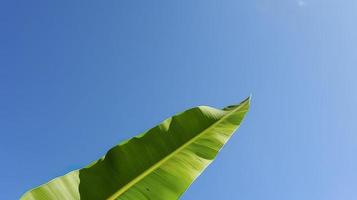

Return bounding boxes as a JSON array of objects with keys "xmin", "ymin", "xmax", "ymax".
[{"xmin": 297, "ymin": 0, "xmax": 307, "ymax": 7}]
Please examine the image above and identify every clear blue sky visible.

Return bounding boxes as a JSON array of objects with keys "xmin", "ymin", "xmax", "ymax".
[{"xmin": 1, "ymin": 0, "xmax": 356, "ymax": 199}]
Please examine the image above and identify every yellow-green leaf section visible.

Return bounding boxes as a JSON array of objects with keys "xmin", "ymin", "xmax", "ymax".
[{"xmin": 21, "ymin": 97, "xmax": 250, "ymax": 200}]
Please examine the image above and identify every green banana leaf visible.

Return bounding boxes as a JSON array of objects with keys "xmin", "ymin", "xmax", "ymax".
[{"xmin": 21, "ymin": 97, "xmax": 250, "ymax": 200}]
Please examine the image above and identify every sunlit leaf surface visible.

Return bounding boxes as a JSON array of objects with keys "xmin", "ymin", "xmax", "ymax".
[{"xmin": 21, "ymin": 97, "xmax": 250, "ymax": 200}]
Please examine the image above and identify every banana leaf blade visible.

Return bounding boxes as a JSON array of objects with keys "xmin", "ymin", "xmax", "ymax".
[{"xmin": 21, "ymin": 97, "xmax": 250, "ymax": 200}]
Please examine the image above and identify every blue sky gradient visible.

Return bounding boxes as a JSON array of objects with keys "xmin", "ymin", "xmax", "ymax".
[{"xmin": 1, "ymin": 0, "xmax": 356, "ymax": 199}]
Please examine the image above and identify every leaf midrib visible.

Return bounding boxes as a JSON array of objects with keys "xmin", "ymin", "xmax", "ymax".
[{"xmin": 107, "ymin": 101, "xmax": 248, "ymax": 200}]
